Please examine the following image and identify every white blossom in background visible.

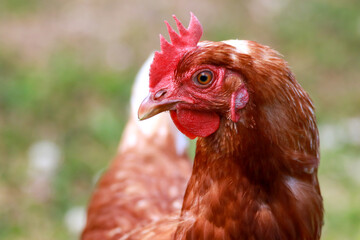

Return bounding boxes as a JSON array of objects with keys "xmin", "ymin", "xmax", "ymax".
[
  {"xmin": 346, "ymin": 117, "xmax": 360, "ymax": 145},
  {"xmin": 64, "ymin": 206, "xmax": 87, "ymax": 236},
  {"xmin": 319, "ymin": 117, "xmax": 360, "ymax": 186},
  {"xmin": 26, "ymin": 140, "xmax": 61, "ymax": 201},
  {"xmin": 319, "ymin": 116, "xmax": 360, "ymax": 150},
  {"xmin": 319, "ymin": 124, "xmax": 346, "ymax": 150}
]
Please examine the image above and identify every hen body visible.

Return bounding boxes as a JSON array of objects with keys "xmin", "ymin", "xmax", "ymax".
[
  {"xmin": 136, "ymin": 14, "xmax": 323, "ymax": 240},
  {"xmin": 81, "ymin": 55, "xmax": 192, "ymax": 240}
]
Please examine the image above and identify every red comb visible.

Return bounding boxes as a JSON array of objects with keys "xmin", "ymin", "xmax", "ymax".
[{"xmin": 149, "ymin": 13, "xmax": 203, "ymax": 88}]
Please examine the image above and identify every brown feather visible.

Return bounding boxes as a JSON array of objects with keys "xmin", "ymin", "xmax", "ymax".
[
  {"xmin": 84, "ymin": 39, "xmax": 323, "ymax": 240},
  {"xmin": 171, "ymin": 41, "xmax": 323, "ymax": 240},
  {"xmin": 81, "ymin": 115, "xmax": 192, "ymax": 240}
]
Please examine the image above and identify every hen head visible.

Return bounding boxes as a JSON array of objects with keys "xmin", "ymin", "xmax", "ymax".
[{"xmin": 138, "ymin": 13, "xmax": 317, "ymax": 156}]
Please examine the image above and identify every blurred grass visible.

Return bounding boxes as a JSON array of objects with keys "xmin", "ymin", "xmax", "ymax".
[
  {"xmin": 0, "ymin": 0, "xmax": 359, "ymax": 239},
  {"xmin": 0, "ymin": 0, "xmax": 41, "ymax": 14},
  {"xmin": 319, "ymin": 145, "xmax": 360, "ymax": 240},
  {"xmin": 0, "ymin": 47, "xmax": 134, "ymax": 239}
]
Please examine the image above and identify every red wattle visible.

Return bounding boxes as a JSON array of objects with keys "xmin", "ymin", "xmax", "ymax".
[{"xmin": 170, "ymin": 109, "xmax": 220, "ymax": 139}]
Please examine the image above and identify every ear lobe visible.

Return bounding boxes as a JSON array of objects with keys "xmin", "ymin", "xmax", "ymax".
[{"xmin": 230, "ymin": 87, "xmax": 249, "ymax": 122}]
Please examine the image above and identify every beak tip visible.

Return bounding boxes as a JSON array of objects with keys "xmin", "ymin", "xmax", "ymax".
[
  {"xmin": 137, "ymin": 114, "xmax": 146, "ymax": 121},
  {"xmin": 137, "ymin": 94, "xmax": 152, "ymax": 121},
  {"xmin": 137, "ymin": 107, "xmax": 148, "ymax": 121}
]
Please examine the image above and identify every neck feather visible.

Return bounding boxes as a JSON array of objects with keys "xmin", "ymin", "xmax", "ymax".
[
  {"xmin": 174, "ymin": 117, "xmax": 322, "ymax": 239},
  {"xmin": 195, "ymin": 118, "xmax": 287, "ymax": 182}
]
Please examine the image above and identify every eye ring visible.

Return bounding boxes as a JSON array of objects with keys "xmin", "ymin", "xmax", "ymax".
[{"xmin": 193, "ymin": 70, "xmax": 213, "ymax": 87}]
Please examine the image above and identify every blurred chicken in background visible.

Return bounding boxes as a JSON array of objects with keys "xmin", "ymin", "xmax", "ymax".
[{"xmin": 81, "ymin": 54, "xmax": 192, "ymax": 240}]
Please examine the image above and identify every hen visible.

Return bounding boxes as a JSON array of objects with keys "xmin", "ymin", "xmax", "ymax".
[
  {"xmin": 137, "ymin": 13, "xmax": 323, "ymax": 239},
  {"xmin": 81, "ymin": 55, "xmax": 192, "ymax": 240}
]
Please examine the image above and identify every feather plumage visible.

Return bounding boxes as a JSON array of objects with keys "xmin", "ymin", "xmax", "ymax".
[
  {"xmin": 138, "ymin": 14, "xmax": 323, "ymax": 239},
  {"xmin": 84, "ymin": 13, "xmax": 323, "ymax": 240},
  {"xmin": 81, "ymin": 55, "xmax": 192, "ymax": 240}
]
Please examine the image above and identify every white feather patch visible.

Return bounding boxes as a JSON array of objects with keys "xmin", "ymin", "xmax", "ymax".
[
  {"xmin": 222, "ymin": 39, "xmax": 250, "ymax": 55},
  {"xmin": 126, "ymin": 53, "xmax": 189, "ymax": 156}
]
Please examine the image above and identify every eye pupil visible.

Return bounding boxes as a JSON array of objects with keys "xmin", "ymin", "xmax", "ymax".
[{"xmin": 199, "ymin": 74, "xmax": 208, "ymax": 82}]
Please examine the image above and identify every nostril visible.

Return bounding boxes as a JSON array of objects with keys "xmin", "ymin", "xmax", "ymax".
[{"xmin": 154, "ymin": 89, "xmax": 167, "ymax": 100}]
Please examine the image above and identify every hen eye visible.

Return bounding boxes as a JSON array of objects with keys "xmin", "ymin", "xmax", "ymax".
[{"xmin": 194, "ymin": 70, "xmax": 213, "ymax": 86}]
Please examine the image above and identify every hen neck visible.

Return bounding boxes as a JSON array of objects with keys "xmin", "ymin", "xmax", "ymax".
[{"xmin": 175, "ymin": 118, "xmax": 296, "ymax": 239}]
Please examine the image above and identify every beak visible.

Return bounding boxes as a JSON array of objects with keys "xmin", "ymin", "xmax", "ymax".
[{"xmin": 138, "ymin": 93, "xmax": 180, "ymax": 120}]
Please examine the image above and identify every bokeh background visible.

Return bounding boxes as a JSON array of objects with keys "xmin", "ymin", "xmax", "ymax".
[{"xmin": 0, "ymin": 0, "xmax": 359, "ymax": 239}]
